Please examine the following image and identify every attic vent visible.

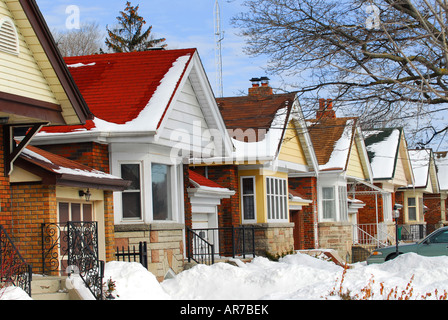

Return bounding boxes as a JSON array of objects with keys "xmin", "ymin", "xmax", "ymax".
[{"xmin": 0, "ymin": 17, "xmax": 19, "ymax": 55}]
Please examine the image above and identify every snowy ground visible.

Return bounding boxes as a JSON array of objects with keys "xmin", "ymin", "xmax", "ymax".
[{"xmin": 2, "ymin": 252, "xmax": 448, "ymax": 300}]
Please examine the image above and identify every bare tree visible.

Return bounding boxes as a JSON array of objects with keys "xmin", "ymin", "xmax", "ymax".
[
  {"xmin": 53, "ymin": 22, "xmax": 103, "ymax": 57},
  {"xmin": 233, "ymin": 0, "xmax": 448, "ymax": 147}
]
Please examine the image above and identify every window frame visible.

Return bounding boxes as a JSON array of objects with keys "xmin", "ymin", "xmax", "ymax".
[
  {"xmin": 321, "ymin": 186, "xmax": 336, "ymax": 221},
  {"xmin": 241, "ymin": 176, "xmax": 256, "ymax": 223},
  {"xmin": 266, "ymin": 176, "xmax": 289, "ymax": 222},
  {"xmin": 151, "ymin": 162, "xmax": 173, "ymax": 221},
  {"xmin": 407, "ymin": 196, "xmax": 417, "ymax": 221},
  {"xmin": 120, "ymin": 162, "xmax": 143, "ymax": 221}
]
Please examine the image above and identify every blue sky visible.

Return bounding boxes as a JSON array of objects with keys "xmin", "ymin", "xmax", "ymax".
[{"xmin": 36, "ymin": 0, "xmax": 280, "ymax": 97}]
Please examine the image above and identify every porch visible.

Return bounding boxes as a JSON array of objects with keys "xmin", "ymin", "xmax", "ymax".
[{"xmin": 351, "ymin": 222, "xmax": 429, "ymax": 262}]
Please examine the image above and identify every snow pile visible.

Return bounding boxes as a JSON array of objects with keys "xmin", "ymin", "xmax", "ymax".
[
  {"xmin": 103, "ymin": 261, "xmax": 171, "ymax": 300},
  {"xmin": 2, "ymin": 252, "xmax": 448, "ymax": 300}
]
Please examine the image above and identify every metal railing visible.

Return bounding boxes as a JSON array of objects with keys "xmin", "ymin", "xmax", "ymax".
[
  {"xmin": 115, "ymin": 241, "xmax": 148, "ymax": 269},
  {"xmin": 41, "ymin": 222, "xmax": 104, "ymax": 300},
  {"xmin": 0, "ymin": 225, "xmax": 32, "ymax": 297},
  {"xmin": 187, "ymin": 225, "xmax": 256, "ymax": 265},
  {"xmin": 352, "ymin": 223, "xmax": 394, "ymax": 248},
  {"xmin": 399, "ymin": 224, "xmax": 426, "ymax": 242}
]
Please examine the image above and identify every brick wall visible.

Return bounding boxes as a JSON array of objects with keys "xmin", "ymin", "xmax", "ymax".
[
  {"xmin": 0, "ymin": 126, "xmax": 12, "ymax": 232},
  {"xmin": 10, "ymin": 183, "xmax": 57, "ymax": 274},
  {"xmin": 288, "ymin": 176, "xmax": 318, "ymax": 250},
  {"xmin": 39, "ymin": 142, "xmax": 110, "ymax": 173},
  {"xmin": 35, "ymin": 141, "xmax": 115, "ymax": 262},
  {"xmin": 189, "ymin": 165, "xmax": 240, "ymax": 228}
]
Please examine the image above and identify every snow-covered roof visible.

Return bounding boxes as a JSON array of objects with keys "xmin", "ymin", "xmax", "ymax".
[
  {"xmin": 363, "ymin": 128, "xmax": 401, "ymax": 180},
  {"xmin": 408, "ymin": 149, "xmax": 431, "ymax": 188},
  {"xmin": 435, "ymin": 151, "xmax": 448, "ymax": 191},
  {"xmin": 307, "ymin": 117, "xmax": 357, "ymax": 171},
  {"xmin": 39, "ymin": 49, "xmax": 196, "ymax": 135},
  {"xmin": 16, "ymin": 145, "xmax": 129, "ymax": 191}
]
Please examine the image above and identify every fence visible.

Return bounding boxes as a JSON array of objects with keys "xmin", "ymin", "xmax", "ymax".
[
  {"xmin": 0, "ymin": 225, "xmax": 32, "ymax": 297},
  {"xmin": 187, "ymin": 226, "xmax": 256, "ymax": 265},
  {"xmin": 115, "ymin": 241, "xmax": 148, "ymax": 269}
]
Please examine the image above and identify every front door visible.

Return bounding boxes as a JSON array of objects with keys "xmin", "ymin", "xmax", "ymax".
[{"xmin": 58, "ymin": 202, "xmax": 94, "ymax": 274}]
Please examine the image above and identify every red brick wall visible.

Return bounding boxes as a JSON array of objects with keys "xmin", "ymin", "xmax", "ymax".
[
  {"xmin": 10, "ymin": 183, "xmax": 57, "ymax": 274},
  {"xmin": 39, "ymin": 142, "xmax": 110, "ymax": 173},
  {"xmin": 190, "ymin": 165, "xmax": 240, "ymax": 227},
  {"xmin": 0, "ymin": 126, "xmax": 12, "ymax": 232},
  {"xmin": 36, "ymin": 141, "xmax": 115, "ymax": 262},
  {"xmin": 288, "ymin": 176, "xmax": 317, "ymax": 250},
  {"xmin": 424, "ymin": 194, "xmax": 443, "ymax": 233}
]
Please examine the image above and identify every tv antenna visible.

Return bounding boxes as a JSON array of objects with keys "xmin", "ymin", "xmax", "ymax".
[{"xmin": 214, "ymin": 0, "xmax": 224, "ymax": 97}]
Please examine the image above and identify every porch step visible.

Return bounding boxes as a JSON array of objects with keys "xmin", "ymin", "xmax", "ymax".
[{"xmin": 31, "ymin": 276, "xmax": 71, "ymax": 300}]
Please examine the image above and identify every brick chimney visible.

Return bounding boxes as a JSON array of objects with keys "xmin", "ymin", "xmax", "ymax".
[
  {"xmin": 316, "ymin": 98, "xmax": 336, "ymax": 119},
  {"xmin": 248, "ymin": 77, "xmax": 273, "ymax": 96}
]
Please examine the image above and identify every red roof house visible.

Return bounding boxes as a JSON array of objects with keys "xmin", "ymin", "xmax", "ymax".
[{"xmin": 31, "ymin": 48, "xmax": 234, "ymax": 281}]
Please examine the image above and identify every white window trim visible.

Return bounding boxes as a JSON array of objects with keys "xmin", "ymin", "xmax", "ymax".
[
  {"xmin": 321, "ymin": 186, "xmax": 336, "ymax": 222},
  {"xmin": 319, "ymin": 182, "xmax": 349, "ymax": 223},
  {"xmin": 119, "ymin": 161, "xmax": 144, "ymax": 223},
  {"xmin": 241, "ymin": 176, "xmax": 257, "ymax": 223},
  {"xmin": 266, "ymin": 176, "xmax": 289, "ymax": 223}
]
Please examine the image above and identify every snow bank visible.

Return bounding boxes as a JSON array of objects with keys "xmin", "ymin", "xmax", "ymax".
[
  {"xmin": 104, "ymin": 261, "xmax": 171, "ymax": 300},
  {"xmin": 2, "ymin": 252, "xmax": 448, "ymax": 300}
]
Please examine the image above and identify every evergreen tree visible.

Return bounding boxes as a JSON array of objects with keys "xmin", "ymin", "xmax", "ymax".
[{"xmin": 105, "ymin": 2, "xmax": 167, "ymax": 52}]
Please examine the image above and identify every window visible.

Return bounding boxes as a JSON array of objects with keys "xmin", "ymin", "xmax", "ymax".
[
  {"xmin": 0, "ymin": 17, "xmax": 19, "ymax": 55},
  {"xmin": 121, "ymin": 163, "xmax": 142, "ymax": 220},
  {"xmin": 322, "ymin": 187, "xmax": 336, "ymax": 220},
  {"xmin": 338, "ymin": 186, "xmax": 348, "ymax": 222},
  {"xmin": 383, "ymin": 193, "xmax": 393, "ymax": 222},
  {"xmin": 408, "ymin": 197, "xmax": 417, "ymax": 221},
  {"xmin": 152, "ymin": 163, "xmax": 172, "ymax": 221},
  {"xmin": 266, "ymin": 177, "xmax": 288, "ymax": 221},
  {"xmin": 241, "ymin": 177, "xmax": 255, "ymax": 221}
]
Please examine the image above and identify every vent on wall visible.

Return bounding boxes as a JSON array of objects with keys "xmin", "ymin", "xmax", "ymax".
[{"xmin": 0, "ymin": 17, "xmax": 19, "ymax": 55}]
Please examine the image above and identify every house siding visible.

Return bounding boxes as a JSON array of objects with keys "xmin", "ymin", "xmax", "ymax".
[{"xmin": 0, "ymin": 2, "xmax": 58, "ymax": 104}]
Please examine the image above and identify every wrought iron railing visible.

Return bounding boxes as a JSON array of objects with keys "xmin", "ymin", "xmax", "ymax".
[
  {"xmin": 41, "ymin": 222, "xmax": 104, "ymax": 300},
  {"xmin": 0, "ymin": 225, "xmax": 32, "ymax": 297},
  {"xmin": 399, "ymin": 224, "xmax": 426, "ymax": 241},
  {"xmin": 115, "ymin": 241, "xmax": 148, "ymax": 268},
  {"xmin": 187, "ymin": 228, "xmax": 214, "ymax": 265},
  {"xmin": 187, "ymin": 225, "xmax": 257, "ymax": 265}
]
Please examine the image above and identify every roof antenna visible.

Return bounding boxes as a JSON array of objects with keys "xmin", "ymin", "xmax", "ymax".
[{"xmin": 214, "ymin": 0, "xmax": 224, "ymax": 98}]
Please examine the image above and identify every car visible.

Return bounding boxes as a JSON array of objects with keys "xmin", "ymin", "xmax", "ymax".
[{"xmin": 366, "ymin": 226, "xmax": 448, "ymax": 264}]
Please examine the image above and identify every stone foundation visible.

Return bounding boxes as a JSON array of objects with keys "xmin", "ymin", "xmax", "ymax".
[
  {"xmin": 114, "ymin": 223, "xmax": 185, "ymax": 282},
  {"xmin": 318, "ymin": 222, "xmax": 353, "ymax": 263},
  {"xmin": 250, "ymin": 223, "xmax": 295, "ymax": 256}
]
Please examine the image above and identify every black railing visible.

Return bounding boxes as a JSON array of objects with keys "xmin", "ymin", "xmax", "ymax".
[
  {"xmin": 187, "ymin": 228, "xmax": 215, "ymax": 265},
  {"xmin": 115, "ymin": 241, "xmax": 148, "ymax": 268},
  {"xmin": 0, "ymin": 225, "xmax": 32, "ymax": 297},
  {"xmin": 41, "ymin": 222, "xmax": 104, "ymax": 300},
  {"xmin": 187, "ymin": 226, "xmax": 257, "ymax": 265},
  {"xmin": 399, "ymin": 224, "xmax": 426, "ymax": 241}
]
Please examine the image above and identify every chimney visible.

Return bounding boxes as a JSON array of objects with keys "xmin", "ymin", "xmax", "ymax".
[
  {"xmin": 248, "ymin": 76, "xmax": 273, "ymax": 96},
  {"xmin": 316, "ymin": 98, "xmax": 336, "ymax": 119}
]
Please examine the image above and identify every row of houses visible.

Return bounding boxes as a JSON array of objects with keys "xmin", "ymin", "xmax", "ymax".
[{"xmin": 1, "ymin": 0, "xmax": 447, "ymax": 289}]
